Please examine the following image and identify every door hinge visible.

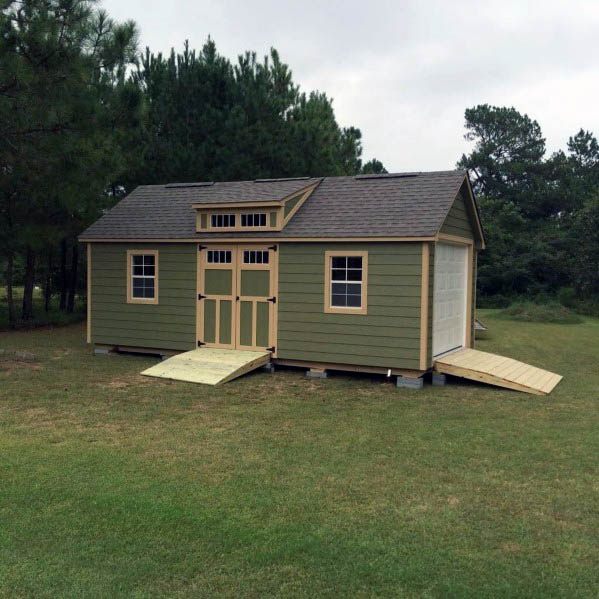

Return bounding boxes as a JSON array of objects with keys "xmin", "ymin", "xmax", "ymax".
[
  {"xmin": 198, "ymin": 293, "xmax": 206, "ymax": 300},
  {"xmin": 267, "ymin": 346, "xmax": 275, "ymax": 353},
  {"xmin": 268, "ymin": 244, "xmax": 278, "ymax": 252},
  {"xmin": 236, "ymin": 295, "xmax": 240, "ymax": 301},
  {"xmin": 197, "ymin": 340, "xmax": 206, "ymax": 347},
  {"xmin": 267, "ymin": 296, "xmax": 276, "ymax": 303}
]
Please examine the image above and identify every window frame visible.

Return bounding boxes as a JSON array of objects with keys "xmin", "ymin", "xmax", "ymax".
[
  {"xmin": 196, "ymin": 208, "xmax": 282, "ymax": 232},
  {"xmin": 207, "ymin": 249, "xmax": 233, "ymax": 264},
  {"xmin": 243, "ymin": 249, "xmax": 270, "ymax": 265},
  {"xmin": 324, "ymin": 250, "xmax": 368, "ymax": 315},
  {"xmin": 240, "ymin": 212, "xmax": 268, "ymax": 228},
  {"xmin": 210, "ymin": 213, "xmax": 236, "ymax": 228},
  {"xmin": 126, "ymin": 250, "xmax": 159, "ymax": 305}
]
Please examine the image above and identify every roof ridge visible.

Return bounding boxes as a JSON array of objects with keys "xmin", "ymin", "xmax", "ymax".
[{"xmin": 134, "ymin": 170, "xmax": 465, "ymax": 189}]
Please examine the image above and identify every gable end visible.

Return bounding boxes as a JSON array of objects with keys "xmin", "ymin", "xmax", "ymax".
[{"xmin": 439, "ymin": 179, "xmax": 485, "ymax": 249}]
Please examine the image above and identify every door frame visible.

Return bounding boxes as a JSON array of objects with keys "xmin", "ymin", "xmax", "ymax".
[
  {"xmin": 235, "ymin": 245, "xmax": 277, "ymax": 353},
  {"xmin": 197, "ymin": 244, "xmax": 238, "ymax": 349},
  {"xmin": 197, "ymin": 244, "xmax": 278, "ymax": 354},
  {"xmin": 432, "ymin": 239, "xmax": 473, "ymax": 358}
]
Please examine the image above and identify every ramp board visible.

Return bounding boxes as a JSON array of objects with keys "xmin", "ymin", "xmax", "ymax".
[
  {"xmin": 474, "ymin": 318, "xmax": 488, "ymax": 331},
  {"xmin": 141, "ymin": 348, "xmax": 270, "ymax": 386},
  {"xmin": 434, "ymin": 348, "xmax": 562, "ymax": 395}
]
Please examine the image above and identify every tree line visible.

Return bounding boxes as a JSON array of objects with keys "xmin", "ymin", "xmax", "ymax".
[
  {"xmin": 0, "ymin": 0, "xmax": 385, "ymax": 327},
  {"xmin": 459, "ymin": 105, "xmax": 598, "ymax": 306},
  {"xmin": 1, "ymin": 1, "xmax": 597, "ymax": 328}
]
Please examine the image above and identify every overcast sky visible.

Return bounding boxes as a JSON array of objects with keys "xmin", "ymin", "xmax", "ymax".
[{"xmin": 102, "ymin": 0, "xmax": 599, "ymax": 172}]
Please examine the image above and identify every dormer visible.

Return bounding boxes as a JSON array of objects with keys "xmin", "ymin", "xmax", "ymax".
[{"xmin": 191, "ymin": 178, "xmax": 321, "ymax": 233}]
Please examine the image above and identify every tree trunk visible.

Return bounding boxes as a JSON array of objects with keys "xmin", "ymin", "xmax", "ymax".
[
  {"xmin": 21, "ymin": 247, "xmax": 36, "ymax": 320},
  {"xmin": 66, "ymin": 240, "xmax": 78, "ymax": 313},
  {"xmin": 59, "ymin": 238, "xmax": 68, "ymax": 311},
  {"xmin": 5, "ymin": 252, "xmax": 16, "ymax": 328},
  {"xmin": 44, "ymin": 248, "xmax": 53, "ymax": 312}
]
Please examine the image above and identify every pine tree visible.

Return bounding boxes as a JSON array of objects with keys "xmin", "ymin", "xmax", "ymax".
[{"xmin": 0, "ymin": 0, "xmax": 141, "ymax": 323}]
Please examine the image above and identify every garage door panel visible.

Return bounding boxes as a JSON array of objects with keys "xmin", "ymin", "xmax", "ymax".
[{"xmin": 433, "ymin": 243, "xmax": 468, "ymax": 357}]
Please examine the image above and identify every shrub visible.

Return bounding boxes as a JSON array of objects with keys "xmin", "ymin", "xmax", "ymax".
[
  {"xmin": 557, "ymin": 287, "xmax": 577, "ymax": 309},
  {"xmin": 495, "ymin": 301, "xmax": 583, "ymax": 324},
  {"xmin": 574, "ymin": 297, "xmax": 599, "ymax": 317},
  {"xmin": 478, "ymin": 294, "xmax": 511, "ymax": 308}
]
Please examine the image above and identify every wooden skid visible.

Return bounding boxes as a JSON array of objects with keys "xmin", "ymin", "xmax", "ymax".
[
  {"xmin": 141, "ymin": 348, "xmax": 270, "ymax": 386},
  {"xmin": 434, "ymin": 348, "xmax": 562, "ymax": 395}
]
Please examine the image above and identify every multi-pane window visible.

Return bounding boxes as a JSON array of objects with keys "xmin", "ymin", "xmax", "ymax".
[
  {"xmin": 243, "ymin": 250, "xmax": 269, "ymax": 264},
  {"xmin": 331, "ymin": 256, "xmax": 363, "ymax": 307},
  {"xmin": 207, "ymin": 250, "xmax": 232, "ymax": 264},
  {"xmin": 211, "ymin": 214, "xmax": 236, "ymax": 228},
  {"xmin": 129, "ymin": 253, "xmax": 157, "ymax": 301},
  {"xmin": 325, "ymin": 252, "xmax": 368, "ymax": 314},
  {"xmin": 241, "ymin": 213, "xmax": 267, "ymax": 227}
]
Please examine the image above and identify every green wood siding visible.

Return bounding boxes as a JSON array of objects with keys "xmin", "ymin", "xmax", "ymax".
[
  {"xmin": 283, "ymin": 193, "xmax": 302, "ymax": 217},
  {"xmin": 91, "ymin": 243, "xmax": 197, "ymax": 351},
  {"xmin": 277, "ymin": 243, "xmax": 423, "ymax": 370},
  {"xmin": 472, "ymin": 251, "xmax": 478, "ymax": 345},
  {"xmin": 440, "ymin": 192, "xmax": 475, "ymax": 239}
]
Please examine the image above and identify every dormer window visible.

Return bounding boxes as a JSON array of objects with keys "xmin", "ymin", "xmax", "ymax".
[
  {"xmin": 193, "ymin": 182, "xmax": 319, "ymax": 233},
  {"xmin": 241, "ymin": 213, "xmax": 267, "ymax": 227},
  {"xmin": 211, "ymin": 214, "xmax": 236, "ymax": 228}
]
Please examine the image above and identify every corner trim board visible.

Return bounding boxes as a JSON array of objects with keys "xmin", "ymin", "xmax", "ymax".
[
  {"xmin": 419, "ymin": 242, "xmax": 429, "ymax": 370},
  {"xmin": 87, "ymin": 243, "xmax": 92, "ymax": 343},
  {"xmin": 465, "ymin": 244, "xmax": 473, "ymax": 347}
]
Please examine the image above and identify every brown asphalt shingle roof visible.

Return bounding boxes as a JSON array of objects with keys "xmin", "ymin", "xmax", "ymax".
[{"xmin": 80, "ymin": 171, "xmax": 470, "ymax": 240}]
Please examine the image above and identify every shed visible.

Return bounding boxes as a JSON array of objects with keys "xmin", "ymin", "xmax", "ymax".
[{"xmin": 79, "ymin": 170, "xmax": 486, "ymax": 382}]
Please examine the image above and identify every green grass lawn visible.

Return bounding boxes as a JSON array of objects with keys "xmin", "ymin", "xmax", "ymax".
[{"xmin": 0, "ymin": 310, "xmax": 597, "ymax": 597}]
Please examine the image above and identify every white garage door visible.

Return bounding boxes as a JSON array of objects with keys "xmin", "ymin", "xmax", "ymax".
[{"xmin": 433, "ymin": 243, "xmax": 468, "ymax": 357}]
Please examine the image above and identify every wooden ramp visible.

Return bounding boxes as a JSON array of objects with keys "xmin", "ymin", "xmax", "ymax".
[
  {"xmin": 434, "ymin": 348, "xmax": 562, "ymax": 395},
  {"xmin": 141, "ymin": 348, "xmax": 270, "ymax": 386}
]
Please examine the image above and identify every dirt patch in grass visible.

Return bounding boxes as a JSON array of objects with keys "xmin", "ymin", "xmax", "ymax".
[
  {"xmin": 0, "ymin": 360, "xmax": 42, "ymax": 375},
  {"xmin": 501, "ymin": 542, "xmax": 522, "ymax": 554},
  {"xmin": 99, "ymin": 374, "xmax": 173, "ymax": 390}
]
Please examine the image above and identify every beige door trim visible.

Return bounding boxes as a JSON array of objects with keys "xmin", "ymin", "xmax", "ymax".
[
  {"xmin": 198, "ymin": 244, "xmax": 278, "ymax": 354},
  {"xmin": 234, "ymin": 245, "xmax": 277, "ymax": 353},
  {"xmin": 198, "ymin": 245, "xmax": 238, "ymax": 349}
]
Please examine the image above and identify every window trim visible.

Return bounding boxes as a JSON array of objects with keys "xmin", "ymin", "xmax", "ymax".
[
  {"xmin": 324, "ymin": 250, "xmax": 368, "ymax": 315},
  {"xmin": 242, "ymin": 249, "xmax": 270, "ymax": 265},
  {"xmin": 240, "ymin": 212, "xmax": 268, "ymax": 228},
  {"xmin": 196, "ymin": 208, "xmax": 283, "ymax": 232},
  {"xmin": 207, "ymin": 249, "xmax": 233, "ymax": 264},
  {"xmin": 126, "ymin": 250, "xmax": 159, "ymax": 305},
  {"xmin": 210, "ymin": 213, "xmax": 237, "ymax": 228}
]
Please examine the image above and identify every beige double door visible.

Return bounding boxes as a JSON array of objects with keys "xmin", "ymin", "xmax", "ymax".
[{"xmin": 197, "ymin": 245, "xmax": 277, "ymax": 352}]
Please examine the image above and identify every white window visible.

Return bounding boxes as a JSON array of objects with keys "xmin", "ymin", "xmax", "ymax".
[
  {"xmin": 243, "ymin": 250, "xmax": 269, "ymax": 264},
  {"xmin": 241, "ymin": 213, "xmax": 267, "ymax": 227},
  {"xmin": 127, "ymin": 251, "xmax": 158, "ymax": 304},
  {"xmin": 324, "ymin": 252, "xmax": 368, "ymax": 314},
  {"xmin": 211, "ymin": 214, "xmax": 236, "ymax": 228},
  {"xmin": 207, "ymin": 250, "xmax": 232, "ymax": 264}
]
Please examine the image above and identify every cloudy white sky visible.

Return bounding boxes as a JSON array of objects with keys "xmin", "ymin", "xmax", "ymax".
[{"xmin": 103, "ymin": 0, "xmax": 599, "ymax": 172}]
